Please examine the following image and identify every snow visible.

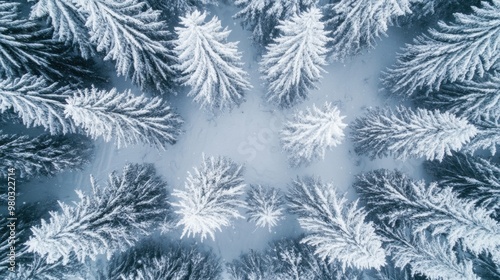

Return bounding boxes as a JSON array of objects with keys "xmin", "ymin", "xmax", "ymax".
[{"xmin": 17, "ymin": 1, "xmax": 427, "ymax": 272}]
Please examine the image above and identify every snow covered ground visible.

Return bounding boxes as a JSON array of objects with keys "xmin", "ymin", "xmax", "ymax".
[{"xmin": 19, "ymin": 2, "xmax": 427, "ymax": 268}]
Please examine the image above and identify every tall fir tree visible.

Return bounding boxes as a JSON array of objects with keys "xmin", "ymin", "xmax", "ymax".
[
  {"xmin": 234, "ymin": 0, "xmax": 317, "ymax": 47},
  {"xmin": 30, "ymin": 0, "xmax": 95, "ymax": 59},
  {"xmin": 351, "ymin": 106, "xmax": 478, "ymax": 161},
  {"xmin": 174, "ymin": 10, "xmax": 251, "ymax": 111},
  {"xmin": 0, "ymin": 2, "xmax": 81, "ymax": 80},
  {"xmin": 424, "ymin": 153, "xmax": 500, "ymax": 211},
  {"xmin": 280, "ymin": 102, "xmax": 346, "ymax": 166},
  {"xmin": 25, "ymin": 164, "xmax": 170, "ymax": 264},
  {"xmin": 245, "ymin": 185, "xmax": 284, "ymax": 231},
  {"xmin": 381, "ymin": 224, "xmax": 479, "ymax": 280},
  {"xmin": 227, "ymin": 236, "xmax": 360, "ymax": 280},
  {"xmin": 0, "ymin": 75, "xmax": 74, "ymax": 135},
  {"xmin": 383, "ymin": 0, "xmax": 500, "ymax": 96},
  {"xmin": 287, "ymin": 177, "xmax": 386, "ymax": 270},
  {"xmin": 324, "ymin": 0, "xmax": 413, "ymax": 61},
  {"xmin": 40, "ymin": 0, "xmax": 176, "ymax": 92},
  {"xmin": 64, "ymin": 86, "xmax": 183, "ymax": 149},
  {"xmin": 173, "ymin": 155, "xmax": 246, "ymax": 241},
  {"xmin": 422, "ymin": 71, "xmax": 500, "ymax": 123},
  {"xmin": 464, "ymin": 116, "xmax": 499, "ymax": 155},
  {"xmin": 354, "ymin": 169, "xmax": 500, "ymax": 259},
  {"xmin": 260, "ymin": 7, "xmax": 329, "ymax": 108},
  {"xmin": 0, "ymin": 133, "xmax": 93, "ymax": 179},
  {"xmin": 99, "ymin": 239, "xmax": 222, "ymax": 280}
]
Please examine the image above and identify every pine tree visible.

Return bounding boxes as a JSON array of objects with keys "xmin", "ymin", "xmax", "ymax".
[
  {"xmin": 464, "ymin": 116, "xmax": 499, "ymax": 155},
  {"xmin": 234, "ymin": 0, "xmax": 317, "ymax": 47},
  {"xmin": 351, "ymin": 106, "xmax": 478, "ymax": 161},
  {"xmin": 260, "ymin": 8, "xmax": 329, "ymax": 108},
  {"xmin": 280, "ymin": 102, "xmax": 347, "ymax": 166},
  {"xmin": 245, "ymin": 185, "xmax": 284, "ymax": 231},
  {"xmin": 354, "ymin": 169, "xmax": 500, "ymax": 259},
  {"xmin": 100, "ymin": 239, "xmax": 222, "ymax": 280},
  {"xmin": 422, "ymin": 71, "xmax": 500, "ymax": 122},
  {"xmin": 25, "ymin": 163, "xmax": 170, "ymax": 264},
  {"xmin": 3, "ymin": 254, "xmax": 85, "ymax": 280},
  {"xmin": 173, "ymin": 155, "xmax": 246, "ymax": 241},
  {"xmin": 324, "ymin": 0, "xmax": 413, "ymax": 61},
  {"xmin": 0, "ymin": 2, "xmax": 70, "ymax": 80},
  {"xmin": 383, "ymin": 0, "xmax": 500, "ymax": 96},
  {"xmin": 66, "ymin": 0, "xmax": 175, "ymax": 92},
  {"xmin": 227, "ymin": 236, "xmax": 361, "ymax": 280},
  {"xmin": 0, "ymin": 74, "xmax": 74, "ymax": 135},
  {"xmin": 424, "ymin": 153, "xmax": 500, "ymax": 210},
  {"xmin": 174, "ymin": 10, "xmax": 251, "ymax": 111},
  {"xmin": 286, "ymin": 177, "xmax": 386, "ymax": 270},
  {"xmin": 0, "ymin": 133, "xmax": 93, "ymax": 179},
  {"xmin": 375, "ymin": 260, "xmax": 417, "ymax": 280},
  {"xmin": 381, "ymin": 224, "xmax": 479, "ymax": 280},
  {"xmin": 64, "ymin": 86, "xmax": 183, "ymax": 149},
  {"xmin": 30, "ymin": 0, "xmax": 95, "ymax": 59}
]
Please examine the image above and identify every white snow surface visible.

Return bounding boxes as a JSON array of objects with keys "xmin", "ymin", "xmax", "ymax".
[{"xmin": 19, "ymin": 2, "xmax": 427, "ymax": 269}]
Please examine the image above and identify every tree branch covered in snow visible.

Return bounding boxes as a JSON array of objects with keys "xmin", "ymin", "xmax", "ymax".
[
  {"xmin": 64, "ymin": 86, "xmax": 183, "ymax": 149},
  {"xmin": 422, "ymin": 71, "xmax": 500, "ymax": 123},
  {"xmin": 381, "ymin": 224, "xmax": 479, "ymax": 280},
  {"xmin": 351, "ymin": 106, "xmax": 478, "ymax": 161},
  {"xmin": 383, "ymin": 0, "xmax": 500, "ymax": 96},
  {"xmin": 173, "ymin": 155, "xmax": 246, "ymax": 241},
  {"xmin": 464, "ymin": 117, "xmax": 500, "ymax": 155},
  {"xmin": 245, "ymin": 185, "xmax": 284, "ymax": 231},
  {"xmin": 3, "ymin": 254, "xmax": 86, "ymax": 280},
  {"xmin": 424, "ymin": 153, "xmax": 500, "ymax": 211},
  {"xmin": 354, "ymin": 169, "xmax": 500, "ymax": 259},
  {"xmin": 228, "ymin": 236, "xmax": 361, "ymax": 280},
  {"xmin": 30, "ymin": 0, "xmax": 95, "ymax": 59},
  {"xmin": 50, "ymin": 0, "xmax": 176, "ymax": 92},
  {"xmin": 286, "ymin": 177, "xmax": 386, "ymax": 270},
  {"xmin": 234, "ymin": 0, "xmax": 317, "ymax": 47},
  {"xmin": 25, "ymin": 163, "xmax": 170, "ymax": 264},
  {"xmin": 261, "ymin": 7, "xmax": 329, "ymax": 108},
  {"xmin": 0, "ymin": 2, "xmax": 83, "ymax": 81},
  {"xmin": 0, "ymin": 75, "xmax": 74, "ymax": 134},
  {"xmin": 324, "ymin": 0, "xmax": 413, "ymax": 61},
  {"xmin": 174, "ymin": 10, "xmax": 251, "ymax": 111},
  {"xmin": 0, "ymin": 133, "xmax": 93, "ymax": 179},
  {"xmin": 280, "ymin": 102, "xmax": 346, "ymax": 166},
  {"xmin": 99, "ymin": 239, "xmax": 221, "ymax": 280}
]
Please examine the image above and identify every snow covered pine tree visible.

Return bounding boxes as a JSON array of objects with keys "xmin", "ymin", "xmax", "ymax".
[
  {"xmin": 0, "ymin": 133, "xmax": 93, "ymax": 179},
  {"xmin": 355, "ymin": 169, "xmax": 500, "ymax": 262},
  {"xmin": 245, "ymin": 185, "xmax": 285, "ymax": 231},
  {"xmin": 261, "ymin": 7, "xmax": 329, "ymax": 108},
  {"xmin": 64, "ymin": 86, "xmax": 183, "ymax": 149},
  {"xmin": 0, "ymin": 74, "xmax": 74, "ymax": 135},
  {"xmin": 384, "ymin": 0, "xmax": 500, "ymax": 96},
  {"xmin": 173, "ymin": 155, "xmax": 246, "ymax": 241},
  {"xmin": 174, "ymin": 10, "xmax": 251, "ymax": 111},
  {"xmin": 280, "ymin": 102, "xmax": 346, "ymax": 166},
  {"xmin": 100, "ymin": 239, "xmax": 222, "ymax": 279},
  {"xmin": 0, "ymin": 1, "xmax": 82, "ymax": 80},
  {"xmin": 25, "ymin": 164, "xmax": 170, "ymax": 264},
  {"xmin": 30, "ymin": 0, "xmax": 176, "ymax": 92},
  {"xmin": 380, "ymin": 223, "xmax": 479, "ymax": 280},
  {"xmin": 234, "ymin": 0, "xmax": 317, "ymax": 47},
  {"xmin": 324, "ymin": 0, "xmax": 414, "ymax": 61},
  {"xmin": 228, "ymin": 236, "xmax": 361, "ymax": 280},
  {"xmin": 287, "ymin": 177, "xmax": 386, "ymax": 270},
  {"xmin": 425, "ymin": 153, "xmax": 500, "ymax": 211},
  {"xmin": 351, "ymin": 106, "xmax": 478, "ymax": 161}
]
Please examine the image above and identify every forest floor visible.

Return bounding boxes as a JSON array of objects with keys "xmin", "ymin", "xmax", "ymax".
[{"xmin": 20, "ymin": 2, "xmax": 427, "ymax": 271}]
